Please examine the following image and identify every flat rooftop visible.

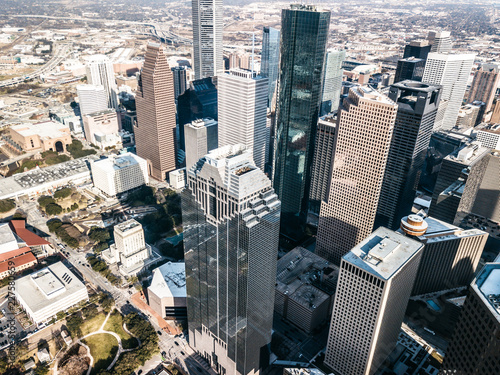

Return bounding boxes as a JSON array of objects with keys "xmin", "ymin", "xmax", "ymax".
[
  {"xmin": 344, "ymin": 227, "xmax": 423, "ymax": 280},
  {"xmin": 115, "ymin": 219, "xmax": 142, "ymax": 234},
  {"xmin": 446, "ymin": 142, "xmax": 490, "ymax": 164},
  {"xmin": 474, "ymin": 263, "xmax": 500, "ymax": 319},
  {"xmin": 148, "ymin": 261, "xmax": 186, "ymax": 299},
  {"xmin": 352, "ymin": 85, "xmax": 395, "ymax": 106},
  {"xmin": 92, "ymin": 152, "xmax": 142, "ymax": 173},
  {"xmin": 11, "ymin": 121, "xmax": 69, "ymax": 139}
]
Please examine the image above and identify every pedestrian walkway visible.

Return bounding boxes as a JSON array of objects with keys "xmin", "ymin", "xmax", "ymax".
[{"xmin": 130, "ymin": 291, "xmax": 181, "ymax": 335}]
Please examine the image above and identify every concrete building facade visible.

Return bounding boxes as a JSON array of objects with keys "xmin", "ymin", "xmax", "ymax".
[
  {"xmin": 321, "ymin": 50, "xmax": 346, "ymax": 115},
  {"xmin": 184, "ymin": 118, "xmax": 218, "ymax": 170},
  {"xmin": 86, "ymin": 54, "xmax": 119, "ymax": 109},
  {"xmin": 76, "ymin": 84, "xmax": 108, "ymax": 116},
  {"xmin": 148, "ymin": 262, "xmax": 187, "ymax": 319},
  {"xmin": 82, "ymin": 109, "xmax": 120, "ymax": 145},
  {"xmin": 467, "ymin": 63, "xmax": 500, "ymax": 113}
]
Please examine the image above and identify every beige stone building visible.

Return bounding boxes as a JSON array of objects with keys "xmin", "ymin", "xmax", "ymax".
[{"xmin": 7, "ymin": 121, "xmax": 71, "ymax": 153}]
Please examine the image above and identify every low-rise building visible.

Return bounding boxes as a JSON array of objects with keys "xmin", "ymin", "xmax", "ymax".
[
  {"xmin": 147, "ymin": 262, "xmax": 187, "ymax": 319},
  {"xmin": 168, "ymin": 168, "xmax": 186, "ymax": 189},
  {"xmin": 6, "ymin": 121, "xmax": 72, "ymax": 153},
  {"xmin": 82, "ymin": 109, "xmax": 120, "ymax": 147},
  {"xmin": 14, "ymin": 262, "xmax": 89, "ymax": 324},
  {"xmin": 91, "ymin": 152, "xmax": 148, "ymax": 196}
]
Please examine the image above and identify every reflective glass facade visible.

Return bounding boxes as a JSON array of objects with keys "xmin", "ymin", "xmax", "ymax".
[
  {"xmin": 272, "ymin": 5, "xmax": 330, "ymax": 239},
  {"xmin": 261, "ymin": 27, "xmax": 280, "ymax": 107}
]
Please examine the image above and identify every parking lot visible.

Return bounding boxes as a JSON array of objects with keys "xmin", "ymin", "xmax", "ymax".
[{"xmin": 0, "ymin": 294, "xmax": 28, "ymax": 349}]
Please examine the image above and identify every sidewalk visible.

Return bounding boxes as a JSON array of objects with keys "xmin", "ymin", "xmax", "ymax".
[{"xmin": 130, "ymin": 291, "xmax": 181, "ymax": 335}]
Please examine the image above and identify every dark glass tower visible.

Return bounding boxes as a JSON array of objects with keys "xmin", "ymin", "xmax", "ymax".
[
  {"xmin": 272, "ymin": 4, "xmax": 330, "ymax": 240},
  {"xmin": 183, "ymin": 145, "xmax": 281, "ymax": 375},
  {"xmin": 394, "ymin": 57, "xmax": 426, "ymax": 83},
  {"xmin": 261, "ymin": 27, "xmax": 280, "ymax": 107},
  {"xmin": 403, "ymin": 40, "xmax": 431, "ymax": 60},
  {"xmin": 375, "ymin": 81, "xmax": 442, "ymax": 230}
]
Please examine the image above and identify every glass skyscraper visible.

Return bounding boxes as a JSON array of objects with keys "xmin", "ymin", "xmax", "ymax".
[
  {"xmin": 261, "ymin": 27, "xmax": 280, "ymax": 107},
  {"xmin": 272, "ymin": 4, "xmax": 330, "ymax": 240},
  {"xmin": 182, "ymin": 145, "xmax": 281, "ymax": 375},
  {"xmin": 320, "ymin": 49, "xmax": 346, "ymax": 115}
]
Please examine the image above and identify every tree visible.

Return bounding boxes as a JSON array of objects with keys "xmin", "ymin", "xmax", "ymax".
[
  {"xmin": 89, "ymin": 227, "xmax": 110, "ymax": 243},
  {"xmin": 0, "ymin": 199, "xmax": 15, "ymax": 213},
  {"xmin": 34, "ymin": 364, "xmax": 49, "ymax": 375},
  {"xmin": 100, "ymin": 294, "xmax": 115, "ymax": 313},
  {"xmin": 45, "ymin": 203, "xmax": 63, "ymax": 215},
  {"xmin": 54, "ymin": 187, "xmax": 72, "ymax": 199},
  {"xmin": 66, "ymin": 313, "xmax": 84, "ymax": 337},
  {"xmin": 38, "ymin": 195, "xmax": 55, "ymax": 208}
]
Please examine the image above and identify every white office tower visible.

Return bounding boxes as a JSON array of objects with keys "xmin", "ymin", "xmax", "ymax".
[
  {"xmin": 103, "ymin": 219, "xmax": 152, "ymax": 276},
  {"xmin": 91, "ymin": 152, "xmax": 149, "ymax": 197},
  {"xmin": 422, "ymin": 53, "xmax": 475, "ymax": 131},
  {"xmin": 76, "ymin": 84, "xmax": 108, "ymax": 116},
  {"xmin": 218, "ymin": 69, "xmax": 268, "ymax": 170},
  {"xmin": 321, "ymin": 50, "xmax": 346, "ymax": 115},
  {"xmin": 184, "ymin": 118, "xmax": 218, "ymax": 170},
  {"xmin": 192, "ymin": 0, "xmax": 223, "ymax": 79},
  {"xmin": 324, "ymin": 227, "xmax": 423, "ymax": 375},
  {"xmin": 86, "ymin": 55, "xmax": 119, "ymax": 109},
  {"xmin": 427, "ymin": 31, "xmax": 452, "ymax": 53}
]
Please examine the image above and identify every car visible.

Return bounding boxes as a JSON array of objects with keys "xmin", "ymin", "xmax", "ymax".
[
  {"xmin": 174, "ymin": 341, "xmax": 179, "ymax": 346},
  {"xmin": 157, "ymin": 331, "xmax": 162, "ymax": 335},
  {"xmin": 180, "ymin": 351, "xmax": 185, "ymax": 356}
]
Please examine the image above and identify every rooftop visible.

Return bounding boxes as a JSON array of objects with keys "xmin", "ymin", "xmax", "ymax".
[
  {"xmin": 84, "ymin": 109, "xmax": 117, "ymax": 118},
  {"xmin": 148, "ymin": 261, "xmax": 186, "ymax": 299},
  {"xmin": 352, "ymin": 85, "xmax": 395, "ymax": 106},
  {"xmin": 92, "ymin": 152, "xmax": 143, "ymax": 173},
  {"xmin": 447, "ymin": 141, "xmax": 490, "ymax": 164},
  {"xmin": 10, "ymin": 220, "xmax": 50, "ymax": 246},
  {"xmin": 344, "ymin": 227, "xmax": 423, "ymax": 280},
  {"xmin": 10, "ymin": 121, "xmax": 69, "ymax": 140},
  {"xmin": 115, "ymin": 219, "xmax": 142, "ymax": 234},
  {"xmin": 474, "ymin": 263, "xmax": 500, "ymax": 318},
  {"xmin": 477, "ymin": 123, "xmax": 500, "ymax": 135}
]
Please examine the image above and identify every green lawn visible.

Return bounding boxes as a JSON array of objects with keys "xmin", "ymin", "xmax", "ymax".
[
  {"xmin": 83, "ymin": 333, "xmax": 119, "ymax": 374},
  {"xmin": 103, "ymin": 310, "xmax": 138, "ymax": 349},
  {"xmin": 80, "ymin": 313, "xmax": 107, "ymax": 336}
]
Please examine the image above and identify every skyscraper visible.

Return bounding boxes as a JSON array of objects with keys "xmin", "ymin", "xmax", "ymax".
[
  {"xmin": 218, "ymin": 69, "xmax": 268, "ymax": 171},
  {"xmin": 375, "ymin": 81, "xmax": 442, "ymax": 230},
  {"xmin": 394, "ymin": 57, "xmax": 426, "ymax": 83},
  {"xmin": 324, "ymin": 227, "xmax": 423, "ymax": 375},
  {"xmin": 440, "ymin": 263, "xmax": 500, "ymax": 375},
  {"xmin": 192, "ymin": 0, "xmax": 223, "ymax": 79},
  {"xmin": 320, "ymin": 49, "xmax": 346, "ymax": 115},
  {"xmin": 428, "ymin": 142, "xmax": 490, "ymax": 225},
  {"xmin": 76, "ymin": 84, "xmax": 108, "ymax": 116},
  {"xmin": 184, "ymin": 118, "xmax": 218, "ymax": 170},
  {"xmin": 467, "ymin": 63, "xmax": 500, "ymax": 113},
  {"xmin": 261, "ymin": 27, "xmax": 280, "ymax": 107},
  {"xmin": 86, "ymin": 55, "xmax": 119, "ymax": 109},
  {"xmin": 171, "ymin": 66, "xmax": 188, "ymax": 100},
  {"xmin": 182, "ymin": 145, "xmax": 280, "ymax": 375},
  {"xmin": 403, "ymin": 39, "xmax": 431, "ymax": 60},
  {"xmin": 273, "ymin": 4, "xmax": 330, "ymax": 239},
  {"xmin": 399, "ymin": 215, "xmax": 488, "ymax": 295},
  {"xmin": 422, "ymin": 53, "xmax": 475, "ymax": 131},
  {"xmin": 135, "ymin": 43, "xmax": 177, "ymax": 181},
  {"xmin": 316, "ymin": 86, "xmax": 398, "ymax": 265},
  {"xmin": 428, "ymin": 31, "xmax": 452, "ymax": 53}
]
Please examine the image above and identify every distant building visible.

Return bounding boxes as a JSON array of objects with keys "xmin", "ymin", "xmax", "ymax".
[
  {"xmin": 440, "ymin": 263, "xmax": 500, "ymax": 375},
  {"xmin": 428, "ymin": 30, "xmax": 452, "ymax": 53},
  {"xmin": 102, "ymin": 219, "xmax": 151, "ymax": 276},
  {"xmin": 147, "ymin": 262, "xmax": 187, "ymax": 319},
  {"xmin": 76, "ymin": 84, "xmax": 108, "ymax": 116},
  {"xmin": 82, "ymin": 109, "xmax": 120, "ymax": 146},
  {"xmin": 471, "ymin": 149, "xmax": 500, "ymax": 223},
  {"xmin": 316, "ymin": 86, "xmax": 398, "ymax": 265},
  {"xmin": 422, "ymin": 53, "xmax": 475, "ymax": 131},
  {"xmin": 14, "ymin": 262, "xmax": 89, "ymax": 324},
  {"xmin": 403, "ymin": 39, "xmax": 431, "ymax": 60},
  {"xmin": 184, "ymin": 118, "xmax": 218, "ymax": 170},
  {"xmin": 321, "ymin": 50, "xmax": 346, "ymax": 115},
  {"xmin": 192, "ymin": 0, "xmax": 223, "ymax": 79},
  {"xmin": 171, "ymin": 66, "xmax": 187, "ymax": 99},
  {"xmin": 86, "ymin": 54, "xmax": 119, "ymax": 110},
  {"xmin": 394, "ymin": 57, "xmax": 425, "ymax": 83},
  {"xmin": 7, "ymin": 121, "xmax": 72, "ymax": 153},
  {"xmin": 90, "ymin": 152, "xmax": 148, "ymax": 197},
  {"xmin": 399, "ymin": 214, "xmax": 488, "ymax": 295},
  {"xmin": 218, "ymin": 69, "xmax": 268, "ymax": 171},
  {"xmin": 135, "ymin": 43, "xmax": 177, "ymax": 181},
  {"xmin": 324, "ymin": 227, "xmax": 423, "ymax": 375},
  {"xmin": 467, "ymin": 64, "xmax": 500, "ymax": 113},
  {"xmin": 429, "ymin": 142, "xmax": 491, "ymax": 225},
  {"xmin": 275, "ymin": 247, "xmax": 339, "ymax": 334},
  {"xmin": 456, "ymin": 103, "xmax": 482, "ymax": 129},
  {"xmin": 261, "ymin": 26, "xmax": 280, "ymax": 107},
  {"xmin": 476, "ymin": 123, "xmax": 500, "ymax": 150},
  {"xmin": 116, "ymin": 75, "xmax": 138, "ymax": 91}
]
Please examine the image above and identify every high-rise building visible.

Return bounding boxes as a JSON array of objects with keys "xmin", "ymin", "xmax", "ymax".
[
  {"xmin": 76, "ymin": 84, "xmax": 108, "ymax": 116},
  {"xmin": 439, "ymin": 263, "xmax": 500, "ymax": 375},
  {"xmin": 177, "ymin": 77, "xmax": 218, "ymax": 152},
  {"xmin": 403, "ymin": 39, "xmax": 431, "ymax": 60},
  {"xmin": 394, "ymin": 57, "xmax": 426, "ymax": 83},
  {"xmin": 456, "ymin": 103, "xmax": 482, "ymax": 130},
  {"xmin": 135, "ymin": 43, "xmax": 177, "ymax": 181},
  {"xmin": 428, "ymin": 31, "xmax": 452, "ymax": 53},
  {"xmin": 82, "ymin": 109, "xmax": 120, "ymax": 145},
  {"xmin": 399, "ymin": 215, "xmax": 488, "ymax": 295},
  {"xmin": 316, "ymin": 86, "xmax": 398, "ymax": 265},
  {"xmin": 184, "ymin": 118, "xmax": 218, "ymax": 170},
  {"xmin": 491, "ymin": 99, "xmax": 500, "ymax": 123},
  {"xmin": 182, "ymin": 144, "xmax": 280, "ymax": 375},
  {"xmin": 324, "ymin": 227, "xmax": 423, "ymax": 375},
  {"xmin": 172, "ymin": 66, "xmax": 188, "ymax": 100},
  {"xmin": 467, "ymin": 63, "xmax": 500, "ymax": 113},
  {"xmin": 191, "ymin": 0, "xmax": 223, "ymax": 79},
  {"xmin": 375, "ymin": 81, "xmax": 442, "ymax": 230},
  {"xmin": 422, "ymin": 53, "xmax": 475, "ymax": 131},
  {"xmin": 273, "ymin": 4, "xmax": 330, "ymax": 239},
  {"xmin": 86, "ymin": 55, "xmax": 119, "ymax": 109},
  {"xmin": 218, "ymin": 69, "xmax": 268, "ymax": 171},
  {"xmin": 429, "ymin": 142, "xmax": 490, "ymax": 225},
  {"xmin": 309, "ymin": 116, "xmax": 336, "ymax": 214},
  {"xmin": 320, "ymin": 50, "xmax": 346, "ymax": 115},
  {"xmin": 261, "ymin": 27, "xmax": 280, "ymax": 107}
]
